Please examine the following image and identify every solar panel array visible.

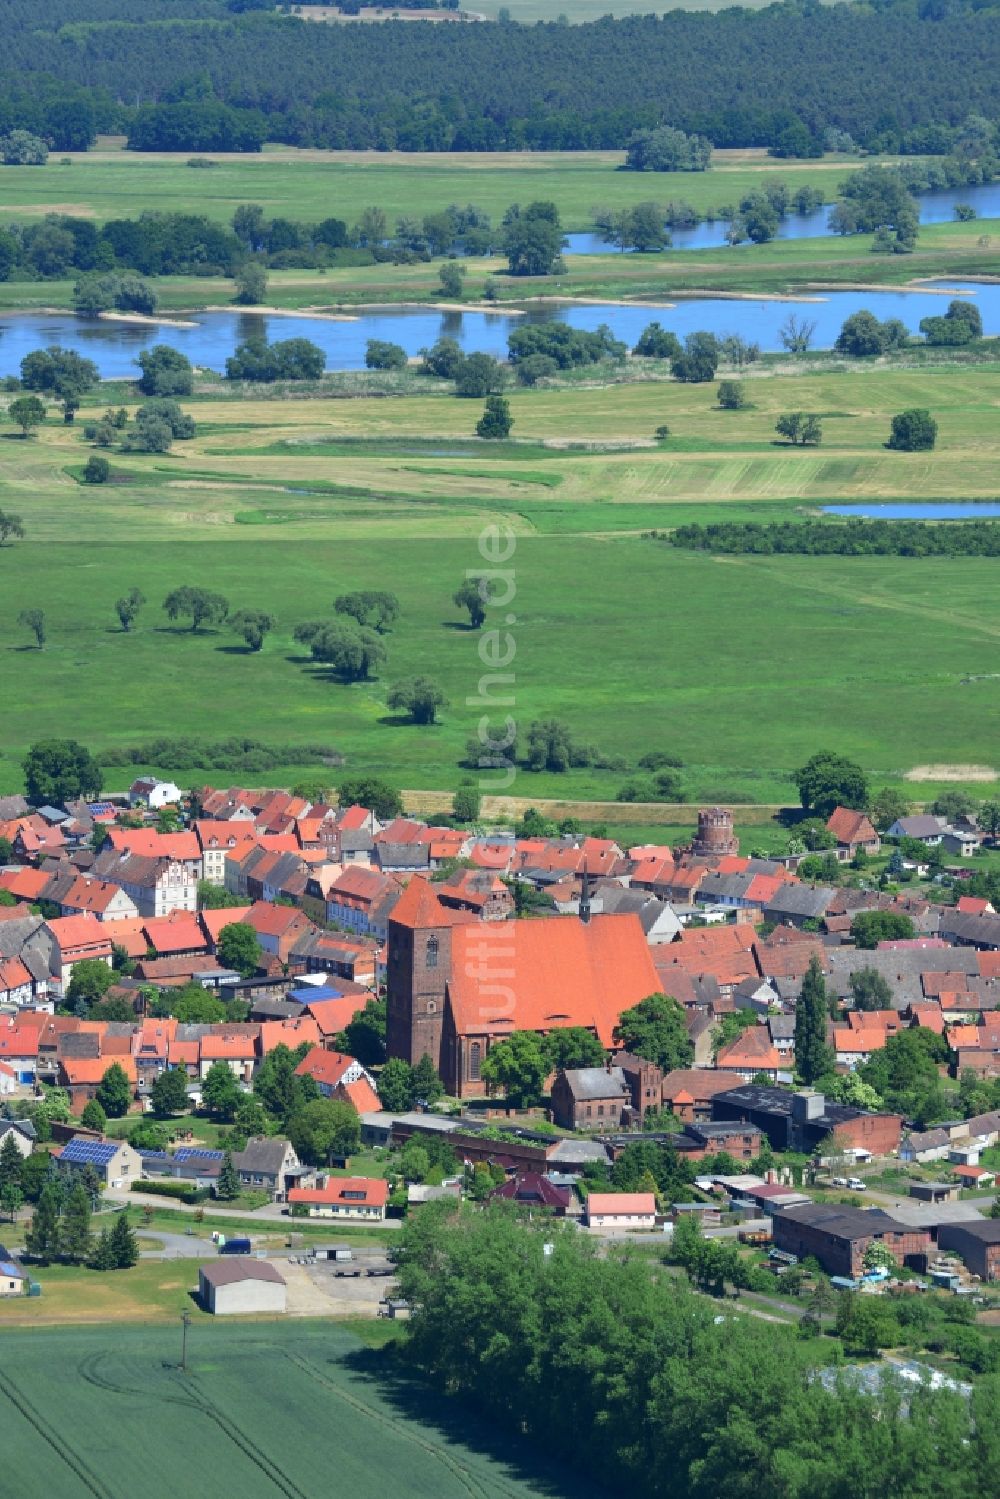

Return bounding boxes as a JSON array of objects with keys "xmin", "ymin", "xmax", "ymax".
[
  {"xmin": 61, "ymin": 1138, "xmax": 119, "ymax": 1166},
  {"xmin": 174, "ymin": 1148, "xmax": 224, "ymax": 1163}
]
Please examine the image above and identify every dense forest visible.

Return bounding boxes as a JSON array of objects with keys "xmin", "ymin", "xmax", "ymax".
[
  {"xmin": 0, "ymin": 0, "xmax": 998, "ymax": 152},
  {"xmin": 393, "ymin": 1205, "xmax": 999, "ymax": 1499},
  {"xmin": 664, "ymin": 519, "xmax": 1000, "ymax": 556}
]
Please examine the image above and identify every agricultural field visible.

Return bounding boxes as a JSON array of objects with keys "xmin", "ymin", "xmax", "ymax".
[
  {"xmin": 0, "ymin": 1321, "xmax": 594, "ymax": 1499},
  {"xmin": 1, "ymin": 358, "xmax": 1000, "ymax": 808},
  {"xmin": 0, "ymin": 144, "xmax": 884, "ymax": 235}
]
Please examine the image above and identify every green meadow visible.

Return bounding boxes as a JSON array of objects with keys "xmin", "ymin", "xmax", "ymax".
[
  {"xmin": 1, "ymin": 359, "xmax": 999, "ymax": 808},
  {"xmin": 0, "ymin": 1321, "xmax": 593, "ymax": 1499}
]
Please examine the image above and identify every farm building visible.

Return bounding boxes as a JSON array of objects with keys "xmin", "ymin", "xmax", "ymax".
[
  {"xmin": 199, "ymin": 1259, "xmax": 287, "ymax": 1316},
  {"xmin": 0, "ymin": 1256, "xmax": 25, "ymax": 1296},
  {"xmin": 937, "ymin": 1219, "xmax": 1000, "ymax": 1282}
]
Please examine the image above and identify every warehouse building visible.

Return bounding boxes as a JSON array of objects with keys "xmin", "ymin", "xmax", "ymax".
[{"xmin": 198, "ymin": 1259, "xmax": 287, "ymax": 1316}]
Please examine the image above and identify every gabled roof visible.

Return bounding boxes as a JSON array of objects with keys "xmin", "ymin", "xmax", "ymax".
[
  {"xmin": 287, "ymin": 1176, "xmax": 388, "ymax": 1207},
  {"xmin": 45, "ymin": 915, "xmax": 114, "ymax": 952},
  {"xmin": 586, "ymin": 1192, "xmax": 655, "ymax": 1215},
  {"xmin": 558, "ymin": 1066, "xmax": 626, "ymax": 1101},
  {"xmin": 447, "ymin": 913, "xmax": 660, "ymax": 1046},
  {"xmin": 142, "ymin": 914, "xmax": 207, "ymax": 955},
  {"xmin": 106, "ymin": 828, "xmax": 200, "ymax": 861},
  {"xmin": 294, "ymin": 1049, "xmax": 356, "ymax": 1089},
  {"xmin": 388, "ymin": 875, "xmax": 476, "ymax": 931},
  {"xmin": 340, "ymin": 1076, "xmax": 381, "ymax": 1114},
  {"xmin": 715, "ymin": 1027, "xmax": 784, "ymax": 1072},
  {"xmin": 826, "ymin": 807, "xmax": 877, "ymax": 845},
  {"xmin": 61, "ymin": 1056, "xmax": 138, "ymax": 1085}
]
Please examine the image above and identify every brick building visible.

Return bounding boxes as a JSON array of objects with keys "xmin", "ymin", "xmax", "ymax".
[
  {"xmin": 550, "ymin": 1066, "xmax": 629, "ymax": 1131},
  {"xmin": 710, "ymin": 1085, "xmax": 903, "ymax": 1158},
  {"xmin": 672, "ymin": 1120, "xmax": 764, "ymax": 1162},
  {"xmin": 772, "ymin": 1202, "xmax": 931, "ymax": 1278}
]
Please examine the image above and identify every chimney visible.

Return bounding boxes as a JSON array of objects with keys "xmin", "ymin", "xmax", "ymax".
[{"xmin": 579, "ymin": 870, "xmax": 591, "ymax": 925}]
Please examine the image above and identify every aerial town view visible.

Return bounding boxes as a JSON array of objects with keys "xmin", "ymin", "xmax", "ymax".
[{"xmin": 1, "ymin": 0, "xmax": 999, "ymax": 1493}]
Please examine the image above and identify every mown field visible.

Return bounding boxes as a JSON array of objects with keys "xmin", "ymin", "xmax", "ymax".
[
  {"xmin": 0, "ymin": 144, "xmax": 887, "ymax": 233},
  {"xmin": 0, "ymin": 1321, "xmax": 593, "ymax": 1499},
  {"xmin": 1, "ymin": 358, "xmax": 999, "ymax": 807}
]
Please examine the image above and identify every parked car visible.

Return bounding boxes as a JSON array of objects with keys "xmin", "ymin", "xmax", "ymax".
[
  {"xmin": 831, "ymin": 1177, "xmax": 849, "ymax": 1188},
  {"xmin": 847, "ymin": 1178, "xmax": 867, "ymax": 1191}
]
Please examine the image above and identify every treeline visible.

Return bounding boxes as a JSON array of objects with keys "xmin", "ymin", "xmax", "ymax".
[
  {"xmin": 0, "ymin": 2, "xmax": 998, "ymax": 153},
  {"xmin": 666, "ymin": 519, "xmax": 1000, "ymax": 557},
  {"xmin": 393, "ymin": 1205, "xmax": 999, "ymax": 1499}
]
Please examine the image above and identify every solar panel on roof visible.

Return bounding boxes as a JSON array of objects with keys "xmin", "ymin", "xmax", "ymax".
[
  {"xmin": 61, "ymin": 1138, "xmax": 118, "ymax": 1166},
  {"xmin": 174, "ymin": 1148, "xmax": 223, "ymax": 1163}
]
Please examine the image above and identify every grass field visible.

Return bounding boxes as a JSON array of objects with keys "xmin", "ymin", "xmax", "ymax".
[
  {"xmin": 0, "ymin": 144, "xmax": 889, "ymax": 234},
  {"xmin": 0, "ymin": 1321, "xmax": 596, "ymax": 1499},
  {"xmin": 1, "ymin": 356, "xmax": 1000, "ymax": 808}
]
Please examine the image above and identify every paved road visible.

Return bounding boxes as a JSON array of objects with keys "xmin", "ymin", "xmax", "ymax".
[{"xmin": 138, "ymin": 1229, "xmax": 215, "ymax": 1260}]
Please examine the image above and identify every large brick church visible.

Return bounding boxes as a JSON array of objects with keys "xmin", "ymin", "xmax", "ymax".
[{"xmin": 386, "ymin": 877, "xmax": 661, "ymax": 1097}]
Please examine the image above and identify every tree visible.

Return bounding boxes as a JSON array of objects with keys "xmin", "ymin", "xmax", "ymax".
[
  {"xmin": 95, "ymin": 1062, "xmax": 132, "ymax": 1119},
  {"xmin": 337, "ymin": 778, "xmax": 401, "ymax": 821},
  {"xmin": 794, "ymin": 752, "xmax": 869, "ymax": 816},
  {"xmin": 67, "ymin": 958, "xmax": 114, "ymax": 1013},
  {"xmin": 0, "ymin": 1133, "xmax": 23, "ymax": 1201},
  {"xmin": 217, "ymin": 921, "xmax": 262, "ymax": 978},
  {"xmin": 334, "ymin": 590, "xmax": 399, "ymax": 634},
  {"xmin": 869, "ymin": 787, "xmax": 909, "ymax": 831},
  {"xmin": 229, "ymin": 609, "xmax": 275, "ymax": 652},
  {"xmin": 502, "ymin": 201, "xmax": 565, "ymax": 276},
  {"xmin": 0, "ymin": 508, "xmax": 25, "ymax": 546},
  {"xmin": 387, "ymin": 676, "xmax": 447, "ymax": 725},
  {"xmin": 163, "ymin": 586, "xmax": 230, "ymax": 632},
  {"xmin": 150, "ymin": 1065, "xmax": 190, "ymax": 1118},
  {"xmin": 887, "ymin": 409, "xmax": 937, "ymax": 452},
  {"xmin": 20, "ymin": 346, "xmax": 98, "ymax": 422},
  {"xmin": 479, "ymin": 1031, "xmax": 549, "ymax": 1108},
  {"xmin": 59, "ymin": 1182, "xmax": 93, "ymax": 1263},
  {"xmin": 216, "ymin": 1148, "xmax": 241, "ymax": 1200},
  {"xmin": 775, "ymin": 412, "xmax": 821, "ymax": 445},
  {"xmin": 137, "ymin": 345, "xmax": 194, "ymax": 397},
  {"xmin": 455, "ymin": 353, "xmax": 505, "ymax": 398},
  {"xmin": 154, "ymin": 985, "xmax": 227, "ymax": 1024},
  {"xmin": 671, "ymin": 332, "xmax": 719, "ymax": 383},
  {"xmin": 108, "ymin": 1210, "xmax": 138, "ymax": 1268},
  {"xmin": 18, "ymin": 608, "xmax": 45, "ymax": 649},
  {"xmin": 0, "ymin": 1183, "xmax": 22, "ymax": 1223},
  {"xmin": 234, "ymin": 261, "xmax": 267, "ymax": 305},
  {"xmin": 930, "ymin": 789, "xmax": 979, "ymax": 822},
  {"xmin": 795, "ymin": 955, "xmax": 833, "ymax": 1084},
  {"xmin": 835, "ymin": 310, "xmax": 890, "ymax": 358},
  {"xmin": 779, "ymin": 315, "xmax": 817, "ymax": 353},
  {"xmin": 378, "ymin": 1057, "xmax": 415, "ymax": 1113},
  {"xmin": 851, "ymin": 910, "xmax": 915, "ymax": 948},
  {"xmin": 25, "ymin": 1184, "xmax": 61, "ymax": 1263},
  {"xmin": 411, "ymin": 1053, "xmax": 444, "ymax": 1104},
  {"xmin": 114, "ymin": 587, "xmax": 145, "ymax": 633},
  {"xmin": 202, "ymin": 1059, "xmax": 243, "ymax": 1120},
  {"xmin": 0, "ymin": 129, "xmax": 48, "ymax": 165},
  {"xmin": 8, "ymin": 394, "xmax": 45, "ymax": 437},
  {"xmin": 717, "ymin": 381, "xmax": 747, "ymax": 410},
  {"xmin": 295, "ymin": 618, "xmax": 386, "ymax": 681},
  {"xmin": 633, "ymin": 323, "xmax": 681, "ymax": 361},
  {"xmin": 400, "ymin": 1141, "xmax": 430, "ymax": 1183},
  {"xmin": 83, "ymin": 454, "xmax": 110, "ymax": 485},
  {"xmin": 453, "ymin": 576, "xmax": 488, "ymax": 629},
  {"xmin": 253, "ymin": 1042, "xmax": 317, "ymax": 1122},
  {"xmin": 624, "ymin": 126, "xmax": 711, "ymax": 172},
  {"xmin": 452, "ymin": 785, "xmax": 481, "ymax": 823},
  {"xmin": 439, "ymin": 261, "xmax": 466, "ymax": 299},
  {"xmin": 476, "ymin": 395, "xmax": 513, "ymax": 439},
  {"xmin": 288, "ymin": 1098, "xmax": 360, "ymax": 1165},
  {"xmin": 365, "ymin": 339, "xmax": 407, "ymax": 371},
  {"xmin": 80, "ymin": 1098, "xmax": 107, "ymax": 1133},
  {"xmin": 22, "ymin": 738, "xmax": 101, "ymax": 806},
  {"xmin": 543, "ymin": 1027, "xmax": 607, "ymax": 1072},
  {"xmin": 850, "ymin": 967, "xmax": 893, "ymax": 1011},
  {"xmin": 89, "ymin": 1224, "xmax": 116, "ymax": 1271},
  {"xmin": 614, "ymin": 994, "xmax": 694, "ymax": 1072}
]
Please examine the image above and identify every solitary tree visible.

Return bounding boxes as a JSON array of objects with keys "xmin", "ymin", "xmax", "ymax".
[
  {"xmin": 453, "ymin": 577, "xmax": 488, "ymax": 629},
  {"xmin": 20, "ymin": 346, "xmax": 98, "ymax": 423},
  {"xmin": 334, "ymin": 590, "xmax": 400, "ymax": 634},
  {"xmin": 216, "ymin": 1148, "xmax": 241, "ymax": 1201},
  {"xmin": 795, "ymin": 955, "xmax": 833, "ymax": 1084},
  {"xmin": 115, "ymin": 587, "xmax": 146, "ymax": 633},
  {"xmin": 452, "ymin": 784, "xmax": 481, "ymax": 823},
  {"xmin": 778, "ymin": 315, "xmax": 817, "ymax": 353},
  {"xmin": 8, "ymin": 394, "xmax": 46, "ymax": 437},
  {"xmin": 217, "ymin": 921, "xmax": 262, "ymax": 979},
  {"xmin": 410, "ymin": 1053, "xmax": 444, "ymax": 1104},
  {"xmin": 775, "ymin": 412, "xmax": 822, "ymax": 445},
  {"xmin": 886, "ymin": 409, "xmax": 937, "ymax": 452},
  {"xmin": 18, "ymin": 608, "xmax": 45, "ymax": 648},
  {"xmin": 80, "ymin": 1098, "xmax": 107, "ymax": 1133},
  {"xmin": 83, "ymin": 454, "xmax": 110, "ymax": 484},
  {"xmin": 386, "ymin": 676, "xmax": 447, "ymax": 725},
  {"xmin": 717, "ymin": 381, "xmax": 748, "ymax": 410},
  {"xmin": 794, "ymin": 752, "xmax": 869, "ymax": 816},
  {"xmin": 287, "ymin": 1098, "xmax": 361, "ymax": 1165},
  {"xmin": 233, "ymin": 261, "xmax": 267, "ymax": 306},
  {"xmin": 22, "ymin": 738, "xmax": 102, "ymax": 803},
  {"xmin": 202, "ymin": 1059, "xmax": 243, "ymax": 1120},
  {"xmin": 439, "ymin": 261, "xmax": 466, "ymax": 299},
  {"xmin": 229, "ymin": 609, "xmax": 275, "ymax": 652},
  {"xmin": 294, "ymin": 619, "xmax": 386, "ymax": 681},
  {"xmin": 137, "ymin": 345, "xmax": 194, "ymax": 397},
  {"xmin": 108, "ymin": 1210, "xmax": 138, "ymax": 1268},
  {"xmin": 476, "ymin": 395, "xmax": 513, "ymax": 439},
  {"xmin": 0, "ymin": 508, "xmax": 25, "ymax": 546},
  {"xmin": 150, "ymin": 1065, "xmax": 189, "ymax": 1118},
  {"xmin": 96, "ymin": 1061, "xmax": 132, "ymax": 1118},
  {"xmin": 163, "ymin": 586, "xmax": 230, "ymax": 632}
]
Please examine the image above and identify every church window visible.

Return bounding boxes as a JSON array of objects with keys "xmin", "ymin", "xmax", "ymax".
[
  {"xmin": 426, "ymin": 936, "xmax": 439, "ymax": 969},
  {"xmin": 469, "ymin": 1042, "xmax": 481, "ymax": 1080}
]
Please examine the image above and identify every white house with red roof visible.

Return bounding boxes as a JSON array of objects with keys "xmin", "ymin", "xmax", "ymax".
[{"xmin": 288, "ymin": 1175, "xmax": 388, "ymax": 1221}]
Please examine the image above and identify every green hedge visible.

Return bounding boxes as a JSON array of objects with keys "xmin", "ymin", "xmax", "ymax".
[{"xmin": 133, "ymin": 1178, "xmax": 208, "ymax": 1204}]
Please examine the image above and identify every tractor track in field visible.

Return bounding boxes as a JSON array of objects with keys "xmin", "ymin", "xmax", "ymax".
[
  {"xmin": 0, "ymin": 1367, "xmax": 115, "ymax": 1499},
  {"xmin": 283, "ymin": 1349, "xmax": 517, "ymax": 1499},
  {"xmin": 174, "ymin": 1368, "xmax": 313, "ymax": 1499}
]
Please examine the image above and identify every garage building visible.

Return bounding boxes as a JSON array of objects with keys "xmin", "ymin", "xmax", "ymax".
[{"xmin": 199, "ymin": 1258, "xmax": 287, "ymax": 1316}]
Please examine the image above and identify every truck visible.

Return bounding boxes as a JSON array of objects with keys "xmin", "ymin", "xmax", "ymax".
[{"xmin": 218, "ymin": 1236, "xmax": 252, "ymax": 1256}]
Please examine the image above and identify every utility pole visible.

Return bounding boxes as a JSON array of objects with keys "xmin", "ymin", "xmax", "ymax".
[{"xmin": 180, "ymin": 1311, "xmax": 191, "ymax": 1373}]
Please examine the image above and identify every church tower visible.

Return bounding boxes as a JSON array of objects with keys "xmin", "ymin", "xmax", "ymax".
[{"xmin": 385, "ymin": 877, "xmax": 455, "ymax": 1072}]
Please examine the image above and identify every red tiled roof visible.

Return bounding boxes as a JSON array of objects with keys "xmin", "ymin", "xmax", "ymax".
[
  {"xmin": 288, "ymin": 1176, "xmax": 388, "ymax": 1207},
  {"xmin": 258, "ymin": 1018, "xmax": 321, "ymax": 1053},
  {"xmin": 295, "ymin": 1049, "xmax": 355, "ymax": 1089},
  {"xmin": 304, "ymin": 993, "xmax": 369, "ymax": 1036},
  {"xmin": 662, "ymin": 1069, "xmax": 744, "ymax": 1102},
  {"xmin": 0, "ymin": 1024, "xmax": 40, "ymax": 1057},
  {"xmin": 61, "ymin": 1056, "xmax": 138, "ymax": 1085},
  {"xmin": 0, "ymin": 867, "xmax": 52, "ymax": 901},
  {"xmin": 198, "ymin": 906, "xmax": 252, "ymax": 943},
  {"xmin": 142, "ymin": 914, "xmax": 207, "ymax": 955},
  {"xmin": 201, "ymin": 1033, "xmax": 258, "ymax": 1058},
  {"xmin": 946, "ymin": 1025, "xmax": 980, "ymax": 1051},
  {"xmin": 167, "ymin": 1040, "xmax": 199, "ymax": 1065},
  {"xmin": 957, "ymin": 896, "xmax": 992, "ymax": 915},
  {"xmin": 46, "ymin": 915, "xmax": 114, "ymax": 953},
  {"xmin": 107, "ymin": 828, "xmax": 200, "ymax": 861},
  {"xmin": 586, "ymin": 1192, "xmax": 655, "ymax": 1216},
  {"xmin": 340, "ymin": 1077, "xmax": 381, "ymax": 1114},
  {"xmin": 715, "ymin": 1027, "xmax": 783, "ymax": 1071},
  {"xmin": 447, "ymin": 912, "xmax": 660, "ymax": 1047},
  {"xmin": 388, "ymin": 876, "xmax": 476, "ymax": 931},
  {"xmin": 826, "ymin": 806, "xmax": 877, "ymax": 845},
  {"xmin": 244, "ymin": 901, "xmax": 313, "ymax": 938}
]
